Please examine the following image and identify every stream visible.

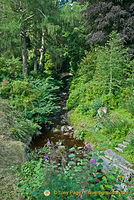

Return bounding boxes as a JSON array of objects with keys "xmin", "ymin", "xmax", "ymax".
[
  {"xmin": 29, "ymin": 84, "xmax": 85, "ymax": 152},
  {"xmin": 28, "ymin": 83, "xmax": 134, "ymax": 194}
]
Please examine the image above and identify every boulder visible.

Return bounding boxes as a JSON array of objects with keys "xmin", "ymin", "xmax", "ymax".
[
  {"xmin": 51, "ymin": 128, "xmax": 60, "ymax": 134},
  {"xmin": 64, "ymin": 133, "xmax": 70, "ymax": 136},
  {"xmin": 36, "ymin": 129, "xmax": 42, "ymax": 136},
  {"xmin": 77, "ymin": 147, "xmax": 83, "ymax": 150},
  {"xmin": 67, "ymin": 126, "xmax": 73, "ymax": 131},
  {"xmin": 61, "ymin": 126, "xmax": 66, "ymax": 133},
  {"xmin": 123, "ymin": 141, "xmax": 129, "ymax": 145},
  {"xmin": 118, "ymin": 144, "xmax": 126, "ymax": 148},
  {"xmin": 115, "ymin": 147, "xmax": 123, "ymax": 153}
]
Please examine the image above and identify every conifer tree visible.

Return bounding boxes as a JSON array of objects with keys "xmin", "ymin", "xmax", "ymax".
[{"xmin": 92, "ymin": 32, "xmax": 132, "ymax": 95}]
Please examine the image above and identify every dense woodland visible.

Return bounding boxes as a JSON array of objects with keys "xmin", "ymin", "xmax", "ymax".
[{"xmin": 0, "ymin": 0, "xmax": 134, "ymax": 199}]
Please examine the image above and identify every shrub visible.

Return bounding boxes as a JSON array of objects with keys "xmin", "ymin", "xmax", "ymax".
[
  {"xmin": 90, "ymin": 98, "xmax": 104, "ymax": 116},
  {"xmin": 0, "ymin": 98, "xmax": 38, "ymax": 142},
  {"xmin": 125, "ymin": 93, "xmax": 134, "ymax": 115},
  {"xmin": 0, "ymin": 79, "xmax": 12, "ymax": 98},
  {"xmin": 79, "ymin": 103, "xmax": 89, "ymax": 115},
  {"xmin": 77, "ymin": 129, "xmax": 88, "ymax": 140},
  {"xmin": 9, "ymin": 78, "xmax": 60, "ymax": 125},
  {"xmin": 13, "ymin": 146, "xmax": 133, "ymax": 200},
  {"xmin": 0, "ymin": 56, "xmax": 22, "ymax": 80}
]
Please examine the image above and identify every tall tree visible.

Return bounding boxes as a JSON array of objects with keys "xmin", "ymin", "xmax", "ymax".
[
  {"xmin": 91, "ymin": 32, "xmax": 132, "ymax": 95},
  {"xmin": 80, "ymin": 0, "xmax": 134, "ymax": 52}
]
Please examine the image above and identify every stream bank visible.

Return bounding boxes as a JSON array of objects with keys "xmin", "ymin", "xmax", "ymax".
[
  {"xmin": 27, "ymin": 80, "xmax": 134, "ymax": 195},
  {"xmin": 29, "ymin": 83, "xmax": 85, "ymax": 152}
]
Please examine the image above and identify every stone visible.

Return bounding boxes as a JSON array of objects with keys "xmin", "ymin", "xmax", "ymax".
[
  {"xmin": 62, "ymin": 107, "xmax": 67, "ymax": 111},
  {"xmin": 115, "ymin": 183, "xmax": 128, "ymax": 192},
  {"xmin": 99, "ymin": 156, "xmax": 112, "ymax": 171},
  {"xmin": 103, "ymin": 149, "xmax": 131, "ymax": 167},
  {"xmin": 61, "ymin": 126, "xmax": 66, "ymax": 132},
  {"xmin": 118, "ymin": 144, "xmax": 126, "ymax": 148},
  {"xmin": 77, "ymin": 147, "xmax": 83, "ymax": 150},
  {"xmin": 101, "ymin": 168, "xmax": 107, "ymax": 175},
  {"xmin": 97, "ymin": 107, "xmax": 107, "ymax": 118},
  {"xmin": 36, "ymin": 129, "xmax": 42, "ymax": 136},
  {"xmin": 61, "ymin": 119, "xmax": 68, "ymax": 125},
  {"xmin": 100, "ymin": 154, "xmax": 134, "ymax": 182},
  {"xmin": 52, "ymin": 128, "xmax": 60, "ymax": 134},
  {"xmin": 115, "ymin": 147, "xmax": 123, "ymax": 153},
  {"xmin": 67, "ymin": 126, "xmax": 73, "ymax": 131},
  {"xmin": 66, "ymin": 111, "xmax": 71, "ymax": 118},
  {"xmin": 60, "ymin": 115, "xmax": 66, "ymax": 119},
  {"xmin": 64, "ymin": 133, "xmax": 69, "ymax": 136},
  {"xmin": 123, "ymin": 141, "xmax": 129, "ymax": 145},
  {"xmin": 125, "ymin": 138, "xmax": 131, "ymax": 142}
]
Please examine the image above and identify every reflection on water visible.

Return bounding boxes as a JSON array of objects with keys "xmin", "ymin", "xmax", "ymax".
[{"xmin": 29, "ymin": 129, "xmax": 84, "ymax": 151}]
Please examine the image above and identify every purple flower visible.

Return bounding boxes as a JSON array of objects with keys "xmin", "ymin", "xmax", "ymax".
[
  {"xmin": 47, "ymin": 139, "xmax": 51, "ymax": 146},
  {"xmin": 43, "ymin": 155, "xmax": 49, "ymax": 161},
  {"xmin": 86, "ymin": 144, "xmax": 92, "ymax": 150},
  {"xmin": 89, "ymin": 159, "xmax": 95, "ymax": 164}
]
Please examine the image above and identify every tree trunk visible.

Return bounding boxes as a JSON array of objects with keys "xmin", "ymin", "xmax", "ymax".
[
  {"xmin": 21, "ymin": 27, "xmax": 27, "ymax": 76},
  {"xmin": 34, "ymin": 43, "xmax": 37, "ymax": 73},
  {"xmin": 39, "ymin": 32, "xmax": 44, "ymax": 68}
]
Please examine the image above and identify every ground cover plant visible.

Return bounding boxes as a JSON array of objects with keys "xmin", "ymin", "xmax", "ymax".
[{"xmin": 13, "ymin": 142, "xmax": 134, "ymax": 200}]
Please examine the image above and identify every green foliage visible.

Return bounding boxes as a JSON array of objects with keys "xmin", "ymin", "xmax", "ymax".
[
  {"xmin": 79, "ymin": 103, "xmax": 89, "ymax": 115},
  {"xmin": 77, "ymin": 129, "xmax": 88, "ymax": 140},
  {"xmin": 29, "ymin": 78, "xmax": 60, "ymax": 124},
  {"xmin": 122, "ymin": 137, "xmax": 134, "ymax": 166},
  {"xmin": 125, "ymin": 92, "xmax": 134, "ymax": 115},
  {"xmin": 66, "ymin": 49, "xmax": 97, "ymax": 110},
  {"xmin": 93, "ymin": 32, "xmax": 130, "ymax": 94},
  {"xmin": 68, "ymin": 32, "xmax": 133, "ymax": 110},
  {"xmin": 66, "ymin": 82, "xmax": 84, "ymax": 110},
  {"xmin": 0, "ymin": 56, "xmax": 22, "ymax": 80},
  {"xmin": 0, "ymin": 79, "xmax": 12, "ymax": 98},
  {"xmin": 59, "ymin": 1, "xmax": 86, "ymax": 73},
  {"xmin": 14, "ymin": 159, "xmax": 44, "ymax": 200},
  {"xmin": 9, "ymin": 79, "xmax": 38, "ymax": 111},
  {"xmin": 90, "ymin": 98, "xmax": 104, "ymax": 116},
  {"xmin": 44, "ymin": 52, "xmax": 54, "ymax": 71},
  {"xmin": 130, "ymin": 138, "xmax": 134, "ymax": 147},
  {"xmin": 67, "ymin": 32, "xmax": 134, "ymax": 159},
  {"xmin": 9, "ymin": 78, "xmax": 60, "ymax": 124},
  {"xmin": 0, "ymin": 98, "xmax": 38, "ymax": 142},
  {"xmin": 9, "ymin": 114, "xmax": 38, "ymax": 142},
  {"xmin": 69, "ymin": 106, "xmax": 134, "ymax": 152},
  {"xmin": 14, "ymin": 147, "xmax": 133, "ymax": 200}
]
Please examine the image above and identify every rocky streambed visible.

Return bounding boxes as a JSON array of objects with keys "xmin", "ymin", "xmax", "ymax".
[{"xmin": 29, "ymin": 90, "xmax": 85, "ymax": 152}]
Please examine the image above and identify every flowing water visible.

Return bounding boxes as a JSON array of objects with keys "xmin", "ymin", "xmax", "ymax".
[{"xmin": 29, "ymin": 88, "xmax": 85, "ymax": 152}]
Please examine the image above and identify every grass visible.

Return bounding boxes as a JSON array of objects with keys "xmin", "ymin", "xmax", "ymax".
[{"xmin": 69, "ymin": 107, "xmax": 134, "ymax": 165}]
